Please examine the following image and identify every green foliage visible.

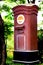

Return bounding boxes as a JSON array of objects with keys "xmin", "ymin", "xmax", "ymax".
[
  {"xmin": 39, "ymin": 1, "xmax": 43, "ymax": 11},
  {"xmin": 3, "ymin": 0, "xmax": 25, "ymax": 4},
  {"xmin": 38, "ymin": 29, "xmax": 43, "ymax": 40},
  {"xmin": 18, "ymin": 0, "xmax": 25, "ymax": 4},
  {"xmin": 41, "ymin": 1, "xmax": 43, "ymax": 4},
  {"xmin": 4, "ymin": 22, "xmax": 14, "ymax": 39},
  {"xmin": 42, "ymin": 14, "xmax": 43, "ymax": 17},
  {"xmin": 0, "ymin": 1, "xmax": 15, "ymax": 40},
  {"xmin": 38, "ymin": 1, "xmax": 43, "ymax": 40},
  {"xmin": 1, "ymin": 4, "xmax": 10, "ymax": 12},
  {"xmin": 3, "ymin": 0, "xmax": 16, "ymax": 2},
  {"xmin": 0, "ymin": 0, "xmax": 26, "ymax": 41}
]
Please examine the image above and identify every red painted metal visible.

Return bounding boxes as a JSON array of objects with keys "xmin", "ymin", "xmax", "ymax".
[{"xmin": 12, "ymin": 5, "xmax": 38, "ymax": 51}]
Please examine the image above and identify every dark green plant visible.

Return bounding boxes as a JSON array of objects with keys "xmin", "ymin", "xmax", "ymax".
[
  {"xmin": 38, "ymin": 28, "xmax": 43, "ymax": 40},
  {"xmin": 3, "ymin": 0, "xmax": 25, "ymax": 3}
]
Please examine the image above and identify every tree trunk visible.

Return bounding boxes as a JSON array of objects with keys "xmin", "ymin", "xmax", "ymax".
[{"xmin": 0, "ymin": 14, "xmax": 5, "ymax": 65}]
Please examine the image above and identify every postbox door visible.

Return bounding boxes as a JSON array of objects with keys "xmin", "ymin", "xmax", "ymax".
[{"xmin": 16, "ymin": 34, "xmax": 25, "ymax": 50}]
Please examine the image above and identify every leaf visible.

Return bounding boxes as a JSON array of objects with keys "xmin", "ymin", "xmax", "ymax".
[{"xmin": 42, "ymin": 14, "xmax": 43, "ymax": 17}]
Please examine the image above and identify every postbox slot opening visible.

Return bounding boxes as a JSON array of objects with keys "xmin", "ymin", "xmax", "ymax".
[
  {"xmin": 17, "ymin": 29, "xmax": 24, "ymax": 34},
  {"xmin": 15, "ymin": 26, "xmax": 25, "ymax": 33},
  {"xmin": 15, "ymin": 26, "xmax": 25, "ymax": 30}
]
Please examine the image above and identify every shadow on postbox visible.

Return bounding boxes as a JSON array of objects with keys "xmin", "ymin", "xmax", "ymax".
[{"xmin": 12, "ymin": 4, "xmax": 39, "ymax": 64}]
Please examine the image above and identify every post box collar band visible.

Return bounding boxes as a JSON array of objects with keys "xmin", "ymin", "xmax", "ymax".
[{"xmin": 14, "ymin": 50, "xmax": 39, "ymax": 52}]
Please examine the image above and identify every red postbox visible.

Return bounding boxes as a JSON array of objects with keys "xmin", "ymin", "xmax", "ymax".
[{"xmin": 12, "ymin": 4, "xmax": 39, "ymax": 63}]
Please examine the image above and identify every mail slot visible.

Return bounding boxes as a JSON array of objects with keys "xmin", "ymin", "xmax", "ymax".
[{"xmin": 12, "ymin": 4, "xmax": 39, "ymax": 63}]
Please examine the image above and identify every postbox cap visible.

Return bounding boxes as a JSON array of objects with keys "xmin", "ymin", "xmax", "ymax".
[{"xmin": 12, "ymin": 4, "xmax": 39, "ymax": 13}]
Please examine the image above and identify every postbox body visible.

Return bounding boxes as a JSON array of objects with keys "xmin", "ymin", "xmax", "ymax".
[{"xmin": 12, "ymin": 5, "xmax": 39, "ymax": 63}]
